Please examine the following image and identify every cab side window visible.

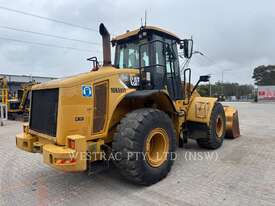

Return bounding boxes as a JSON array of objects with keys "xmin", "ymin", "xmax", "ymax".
[{"xmin": 140, "ymin": 44, "xmax": 149, "ymax": 67}]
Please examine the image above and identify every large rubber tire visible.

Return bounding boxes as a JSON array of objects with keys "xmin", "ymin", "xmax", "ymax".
[
  {"xmin": 112, "ymin": 108, "xmax": 176, "ymax": 185},
  {"xmin": 196, "ymin": 103, "xmax": 226, "ymax": 149}
]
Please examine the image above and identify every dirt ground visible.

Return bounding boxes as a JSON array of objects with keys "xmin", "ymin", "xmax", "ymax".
[{"xmin": 0, "ymin": 102, "xmax": 275, "ymax": 206}]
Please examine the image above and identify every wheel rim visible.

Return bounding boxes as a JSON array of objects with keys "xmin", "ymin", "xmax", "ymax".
[
  {"xmin": 145, "ymin": 128, "xmax": 169, "ymax": 168},
  {"xmin": 215, "ymin": 115, "xmax": 224, "ymax": 138}
]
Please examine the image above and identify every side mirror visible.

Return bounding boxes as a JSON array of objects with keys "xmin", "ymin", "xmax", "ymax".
[
  {"xmin": 180, "ymin": 39, "xmax": 193, "ymax": 59},
  {"xmin": 191, "ymin": 75, "xmax": 210, "ymax": 96},
  {"xmin": 199, "ymin": 75, "xmax": 210, "ymax": 82}
]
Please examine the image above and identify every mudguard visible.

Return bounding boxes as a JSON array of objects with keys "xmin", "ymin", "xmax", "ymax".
[
  {"xmin": 186, "ymin": 96, "xmax": 218, "ymax": 126},
  {"xmin": 187, "ymin": 97, "xmax": 240, "ymax": 138}
]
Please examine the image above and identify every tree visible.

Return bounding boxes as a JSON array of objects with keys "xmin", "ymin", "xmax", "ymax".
[
  {"xmin": 197, "ymin": 82, "xmax": 254, "ymax": 99},
  {"xmin": 252, "ymin": 65, "xmax": 275, "ymax": 85},
  {"xmin": 197, "ymin": 84, "xmax": 209, "ymax": 96}
]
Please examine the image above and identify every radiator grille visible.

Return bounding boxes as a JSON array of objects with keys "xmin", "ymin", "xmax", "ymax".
[
  {"xmin": 30, "ymin": 89, "xmax": 59, "ymax": 137},
  {"xmin": 93, "ymin": 82, "xmax": 108, "ymax": 133}
]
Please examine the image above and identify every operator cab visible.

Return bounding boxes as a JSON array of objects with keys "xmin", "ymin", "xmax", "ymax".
[{"xmin": 112, "ymin": 26, "xmax": 193, "ymax": 100}]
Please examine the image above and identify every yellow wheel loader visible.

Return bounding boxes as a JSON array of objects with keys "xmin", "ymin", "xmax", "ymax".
[{"xmin": 16, "ymin": 23, "xmax": 240, "ymax": 185}]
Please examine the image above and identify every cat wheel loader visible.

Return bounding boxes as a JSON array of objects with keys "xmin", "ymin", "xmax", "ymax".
[{"xmin": 16, "ymin": 23, "xmax": 240, "ymax": 185}]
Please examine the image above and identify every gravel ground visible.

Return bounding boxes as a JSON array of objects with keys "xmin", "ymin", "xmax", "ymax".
[{"xmin": 0, "ymin": 102, "xmax": 275, "ymax": 206}]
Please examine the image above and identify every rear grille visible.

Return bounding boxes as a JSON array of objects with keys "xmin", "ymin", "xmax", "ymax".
[
  {"xmin": 30, "ymin": 89, "xmax": 59, "ymax": 137},
  {"xmin": 93, "ymin": 82, "xmax": 108, "ymax": 133}
]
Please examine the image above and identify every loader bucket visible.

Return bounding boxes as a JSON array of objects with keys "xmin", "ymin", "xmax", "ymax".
[{"xmin": 223, "ymin": 106, "xmax": 240, "ymax": 139}]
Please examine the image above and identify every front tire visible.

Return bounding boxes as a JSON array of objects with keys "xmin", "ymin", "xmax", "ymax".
[
  {"xmin": 112, "ymin": 108, "xmax": 176, "ymax": 185},
  {"xmin": 196, "ymin": 103, "xmax": 226, "ymax": 149}
]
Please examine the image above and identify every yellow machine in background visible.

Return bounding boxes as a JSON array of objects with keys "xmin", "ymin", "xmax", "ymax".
[
  {"xmin": 0, "ymin": 76, "xmax": 8, "ymax": 122},
  {"xmin": 16, "ymin": 23, "xmax": 240, "ymax": 185},
  {"xmin": 0, "ymin": 76, "xmax": 8, "ymax": 105},
  {"xmin": 8, "ymin": 81, "xmax": 35, "ymax": 121},
  {"xmin": 1, "ymin": 76, "xmax": 35, "ymax": 121}
]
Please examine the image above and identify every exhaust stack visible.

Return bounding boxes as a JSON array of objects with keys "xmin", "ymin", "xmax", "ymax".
[{"xmin": 99, "ymin": 23, "xmax": 111, "ymax": 66}]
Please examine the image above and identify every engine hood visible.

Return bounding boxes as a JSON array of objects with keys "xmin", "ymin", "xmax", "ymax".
[{"xmin": 32, "ymin": 66, "xmax": 139, "ymax": 90}]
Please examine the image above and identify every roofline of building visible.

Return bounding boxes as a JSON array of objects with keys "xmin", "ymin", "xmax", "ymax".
[{"xmin": 0, "ymin": 73, "xmax": 57, "ymax": 79}]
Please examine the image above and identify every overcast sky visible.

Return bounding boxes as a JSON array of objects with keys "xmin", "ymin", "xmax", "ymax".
[{"xmin": 0, "ymin": 0, "xmax": 275, "ymax": 84}]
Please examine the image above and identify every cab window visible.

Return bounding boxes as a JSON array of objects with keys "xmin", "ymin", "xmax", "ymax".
[{"xmin": 116, "ymin": 43, "xmax": 139, "ymax": 68}]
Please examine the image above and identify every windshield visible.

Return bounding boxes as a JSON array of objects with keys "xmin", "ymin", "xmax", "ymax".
[
  {"xmin": 115, "ymin": 42, "xmax": 139, "ymax": 68},
  {"xmin": 115, "ymin": 41, "xmax": 151, "ymax": 69},
  {"xmin": 114, "ymin": 39, "xmax": 178, "ymax": 70}
]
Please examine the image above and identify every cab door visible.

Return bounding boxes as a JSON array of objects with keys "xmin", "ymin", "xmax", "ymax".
[
  {"xmin": 164, "ymin": 42, "xmax": 183, "ymax": 100},
  {"xmin": 139, "ymin": 41, "xmax": 166, "ymax": 90},
  {"xmin": 138, "ymin": 39, "xmax": 183, "ymax": 100}
]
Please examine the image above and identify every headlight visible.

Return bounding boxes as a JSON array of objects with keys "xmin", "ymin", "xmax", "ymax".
[
  {"xmin": 119, "ymin": 74, "xmax": 130, "ymax": 88},
  {"xmin": 119, "ymin": 74, "xmax": 140, "ymax": 87},
  {"xmin": 119, "ymin": 74, "xmax": 130, "ymax": 83}
]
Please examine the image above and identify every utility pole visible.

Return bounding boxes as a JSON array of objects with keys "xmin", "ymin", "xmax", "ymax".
[
  {"xmin": 221, "ymin": 69, "xmax": 232, "ymax": 95},
  {"xmin": 207, "ymin": 73, "xmax": 213, "ymax": 96},
  {"xmin": 209, "ymin": 80, "xmax": 211, "ymax": 96}
]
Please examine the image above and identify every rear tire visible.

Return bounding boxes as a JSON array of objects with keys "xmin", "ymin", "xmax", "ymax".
[
  {"xmin": 112, "ymin": 108, "xmax": 176, "ymax": 185},
  {"xmin": 196, "ymin": 103, "xmax": 226, "ymax": 149}
]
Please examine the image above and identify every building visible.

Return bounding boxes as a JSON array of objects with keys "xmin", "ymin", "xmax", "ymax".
[
  {"xmin": 257, "ymin": 85, "xmax": 275, "ymax": 102},
  {"xmin": 0, "ymin": 74, "xmax": 56, "ymax": 95}
]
